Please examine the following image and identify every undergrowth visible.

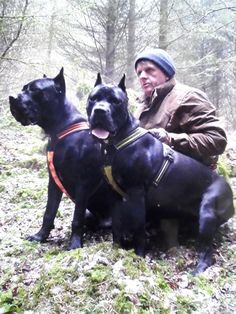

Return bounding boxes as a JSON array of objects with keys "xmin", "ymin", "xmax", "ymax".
[{"xmin": 0, "ymin": 111, "xmax": 235, "ymax": 313}]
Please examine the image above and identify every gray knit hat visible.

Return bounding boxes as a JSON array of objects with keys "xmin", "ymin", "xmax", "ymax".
[{"xmin": 134, "ymin": 48, "xmax": 176, "ymax": 78}]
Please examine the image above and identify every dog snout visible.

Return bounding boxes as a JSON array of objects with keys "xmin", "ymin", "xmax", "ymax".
[
  {"xmin": 92, "ymin": 102, "xmax": 110, "ymax": 115},
  {"xmin": 18, "ymin": 92, "xmax": 29, "ymax": 104}
]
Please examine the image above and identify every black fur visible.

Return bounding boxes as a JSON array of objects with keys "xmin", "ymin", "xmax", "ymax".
[
  {"xmin": 9, "ymin": 68, "xmax": 114, "ymax": 249},
  {"xmin": 86, "ymin": 74, "xmax": 234, "ymax": 274}
]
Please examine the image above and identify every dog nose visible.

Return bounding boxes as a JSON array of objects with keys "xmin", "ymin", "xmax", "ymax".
[{"xmin": 93, "ymin": 102, "xmax": 110, "ymax": 115}]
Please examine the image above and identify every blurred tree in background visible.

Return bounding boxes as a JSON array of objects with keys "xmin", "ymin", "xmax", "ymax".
[{"xmin": 0, "ymin": 0, "xmax": 235, "ymax": 129}]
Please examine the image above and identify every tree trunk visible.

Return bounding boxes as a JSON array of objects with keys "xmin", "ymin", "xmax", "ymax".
[
  {"xmin": 158, "ymin": 0, "xmax": 168, "ymax": 49},
  {"xmin": 105, "ymin": 0, "xmax": 116, "ymax": 81},
  {"xmin": 126, "ymin": 0, "xmax": 136, "ymax": 88},
  {"xmin": 0, "ymin": 0, "xmax": 29, "ymax": 60}
]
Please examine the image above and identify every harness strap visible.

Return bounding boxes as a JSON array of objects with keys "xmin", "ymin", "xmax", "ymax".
[
  {"xmin": 47, "ymin": 122, "xmax": 89, "ymax": 200},
  {"xmin": 103, "ymin": 127, "xmax": 147, "ymax": 197},
  {"xmin": 57, "ymin": 122, "xmax": 89, "ymax": 139},
  {"xmin": 115, "ymin": 127, "xmax": 147, "ymax": 150},
  {"xmin": 103, "ymin": 129, "xmax": 175, "ymax": 196},
  {"xmin": 153, "ymin": 144, "xmax": 174, "ymax": 187},
  {"xmin": 103, "ymin": 165, "xmax": 126, "ymax": 197},
  {"xmin": 47, "ymin": 151, "xmax": 72, "ymax": 199}
]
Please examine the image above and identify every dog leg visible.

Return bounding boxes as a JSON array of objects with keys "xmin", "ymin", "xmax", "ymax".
[
  {"xmin": 193, "ymin": 196, "xmax": 217, "ymax": 275},
  {"xmin": 160, "ymin": 219, "xmax": 179, "ymax": 250},
  {"xmin": 27, "ymin": 177, "xmax": 62, "ymax": 242},
  {"xmin": 112, "ymin": 189, "xmax": 146, "ymax": 256},
  {"xmin": 68, "ymin": 185, "xmax": 89, "ymax": 250},
  {"xmin": 194, "ymin": 179, "xmax": 234, "ymax": 275}
]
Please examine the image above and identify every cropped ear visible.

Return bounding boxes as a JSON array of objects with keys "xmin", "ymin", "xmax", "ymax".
[
  {"xmin": 118, "ymin": 74, "xmax": 126, "ymax": 93},
  {"xmin": 9, "ymin": 95, "xmax": 17, "ymax": 106},
  {"xmin": 94, "ymin": 73, "xmax": 102, "ymax": 87},
  {"xmin": 54, "ymin": 67, "xmax": 65, "ymax": 94}
]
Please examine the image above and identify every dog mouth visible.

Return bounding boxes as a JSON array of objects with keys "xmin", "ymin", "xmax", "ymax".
[
  {"xmin": 90, "ymin": 119, "xmax": 116, "ymax": 140},
  {"xmin": 11, "ymin": 107, "xmax": 38, "ymax": 126},
  {"xmin": 89, "ymin": 106, "xmax": 117, "ymax": 140},
  {"xmin": 91, "ymin": 128, "xmax": 110, "ymax": 139}
]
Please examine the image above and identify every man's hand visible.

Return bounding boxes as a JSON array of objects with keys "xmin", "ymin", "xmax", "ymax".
[{"xmin": 148, "ymin": 128, "xmax": 171, "ymax": 145}]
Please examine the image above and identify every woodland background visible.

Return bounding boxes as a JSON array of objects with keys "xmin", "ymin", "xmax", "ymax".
[
  {"xmin": 0, "ymin": 0, "xmax": 236, "ymax": 126},
  {"xmin": 0, "ymin": 1, "xmax": 236, "ymax": 313}
]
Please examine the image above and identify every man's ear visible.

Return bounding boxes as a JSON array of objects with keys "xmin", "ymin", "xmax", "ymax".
[
  {"xmin": 54, "ymin": 67, "xmax": 65, "ymax": 94},
  {"xmin": 118, "ymin": 74, "xmax": 126, "ymax": 93},
  {"xmin": 94, "ymin": 73, "xmax": 102, "ymax": 87}
]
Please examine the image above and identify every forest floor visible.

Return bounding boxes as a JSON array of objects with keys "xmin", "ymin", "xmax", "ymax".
[{"xmin": 0, "ymin": 112, "xmax": 236, "ymax": 314}]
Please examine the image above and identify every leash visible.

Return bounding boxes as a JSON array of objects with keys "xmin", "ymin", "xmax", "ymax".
[
  {"xmin": 103, "ymin": 127, "xmax": 174, "ymax": 197},
  {"xmin": 47, "ymin": 122, "xmax": 89, "ymax": 201}
]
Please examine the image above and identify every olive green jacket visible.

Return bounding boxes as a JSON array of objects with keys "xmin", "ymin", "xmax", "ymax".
[{"xmin": 134, "ymin": 78, "xmax": 227, "ymax": 166}]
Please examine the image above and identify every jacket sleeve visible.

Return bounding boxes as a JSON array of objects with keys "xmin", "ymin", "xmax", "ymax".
[{"xmin": 168, "ymin": 90, "xmax": 227, "ymax": 161}]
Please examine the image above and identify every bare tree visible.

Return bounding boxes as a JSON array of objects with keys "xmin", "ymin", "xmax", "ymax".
[
  {"xmin": 158, "ymin": 0, "xmax": 169, "ymax": 49},
  {"xmin": 105, "ymin": 0, "xmax": 116, "ymax": 80},
  {"xmin": 57, "ymin": 0, "xmax": 134, "ymax": 82},
  {"xmin": 126, "ymin": 0, "xmax": 136, "ymax": 88},
  {"xmin": 0, "ymin": 0, "xmax": 29, "ymax": 62}
]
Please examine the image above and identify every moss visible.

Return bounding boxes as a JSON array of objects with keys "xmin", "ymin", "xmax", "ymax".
[
  {"xmin": 10, "ymin": 187, "xmax": 46, "ymax": 205},
  {"xmin": 122, "ymin": 251, "xmax": 148, "ymax": 278},
  {"xmin": 0, "ymin": 184, "xmax": 5, "ymax": 192},
  {"xmin": 0, "ymin": 288, "xmax": 27, "ymax": 314},
  {"xmin": 155, "ymin": 272, "xmax": 171, "ymax": 292},
  {"xmin": 194, "ymin": 275, "xmax": 214, "ymax": 295},
  {"xmin": 15, "ymin": 157, "xmax": 45, "ymax": 171},
  {"xmin": 114, "ymin": 291, "xmax": 133, "ymax": 313},
  {"xmin": 86, "ymin": 266, "xmax": 110, "ymax": 283},
  {"xmin": 217, "ymin": 157, "xmax": 231, "ymax": 179},
  {"xmin": 175, "ymin": 295, "xmax": 197, "ymax": 314}
]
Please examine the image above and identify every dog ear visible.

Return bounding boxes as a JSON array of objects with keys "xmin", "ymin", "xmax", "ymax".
[
  {"xmin": 43, "ymin": 74, "xmax": 47, "ymax": 78},
  {"xmin": 54, "ymin": 67, "xmax": 65, "ymax": 94},
  {"xmin": 9, "ymin": 96, "xmax": 17, "ymax": 106},
  {"xmin": 118, "ymin": 74, "xmax": 126, "ymax": 93},
  {"xmin": 94, "ymin": 73, "xmax": 102, "ymax": 87}
]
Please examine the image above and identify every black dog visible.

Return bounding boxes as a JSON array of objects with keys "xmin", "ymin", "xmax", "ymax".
[
  {"xmin": 9, "ymin": 68, "xmax": 113, "ymax": 250},
  {"xmin": 86, "ymin": 74, "xmax": 234, "ymax": 274}
]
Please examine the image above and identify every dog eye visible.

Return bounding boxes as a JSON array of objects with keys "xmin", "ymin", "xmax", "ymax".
[
  {"xmin": 31, "ymin": 89, "xmax": 43, "ymax": 99},
  {"xmin": 109, "ymin": 96, "xmax": 120, "ymax": 104},
  {"xmin": 90, "ymin": 95, "xmax": 97, "ymax": 102},
  {"xmin": 22, "ymin": 85, "xmax": 28, "ymax": 91},
  {"xmin": 30, "ymin": 86, "xmax": 40, "ymax": 92}
]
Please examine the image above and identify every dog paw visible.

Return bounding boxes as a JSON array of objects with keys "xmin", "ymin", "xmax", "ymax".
[
  {"xmin": 192, "ymin": 263, "xmax": 210, "ymax": 276},
  {"xmin": 68, "ymin": 235, "xmax": 82, "ymax": 250},
  {"xmin": 26, "ymin": 233, "xmax": 47, "ymax": 243}
]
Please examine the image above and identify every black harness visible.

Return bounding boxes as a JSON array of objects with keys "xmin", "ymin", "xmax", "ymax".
[{"xmin": 103, "ymin": 127, "xmax": 174, "ymax": 197}]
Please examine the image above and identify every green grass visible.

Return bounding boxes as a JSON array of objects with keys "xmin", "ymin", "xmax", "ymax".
[{"xmin": 0, "ymin": 111, "xmax": 236, "ymax": 313}]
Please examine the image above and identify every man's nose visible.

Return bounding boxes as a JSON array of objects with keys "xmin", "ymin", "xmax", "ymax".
[{"xmin": 139, "ymin": 71, "xmax": 147, "ymax": 79}]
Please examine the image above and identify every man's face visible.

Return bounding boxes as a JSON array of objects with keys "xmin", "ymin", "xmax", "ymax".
[{"xmin": 136, "ymin": 60, "xmax": 169, "ymax": 97}]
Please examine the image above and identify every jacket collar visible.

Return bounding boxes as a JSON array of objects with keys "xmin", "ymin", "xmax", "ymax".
[
  {"xmin": 150, "ymin": 77, "xmax": 176, "ymax": 106},
  {"xmin": 135, "ymin": 78, "xmax": 176, "ymax": 117}
]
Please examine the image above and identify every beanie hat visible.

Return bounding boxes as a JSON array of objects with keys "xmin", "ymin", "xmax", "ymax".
[{"xmin": 134, "ymin": 48, "xmax": 176, "ymax": 78}]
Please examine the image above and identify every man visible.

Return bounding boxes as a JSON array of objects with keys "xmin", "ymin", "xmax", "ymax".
[
  {"xmin": 134, "ymin": 48, "xmax": 227, "ymax": 168},
  {"xmin": 134, "ymin": 48, "xmax": 227, "ymax": 248}
]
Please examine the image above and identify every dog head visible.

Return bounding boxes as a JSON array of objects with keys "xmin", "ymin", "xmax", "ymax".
[
  {"xmin": 9, "ymin": 68, "xmax": 66, "ymax": 127},
  {"xmin": 86, "ymin": 74, "xmax": 129, "ymax": 140}
]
